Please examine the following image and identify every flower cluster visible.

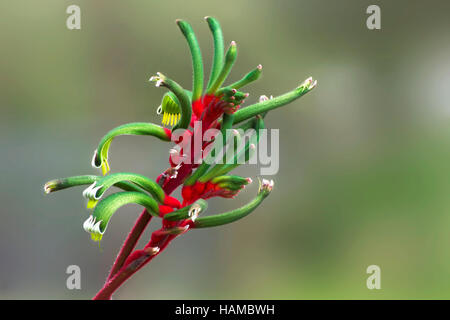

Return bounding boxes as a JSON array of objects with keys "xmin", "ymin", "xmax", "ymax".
[{"xmin": 44, "ymin": 17, "xmax": 316, "ymax": 299}]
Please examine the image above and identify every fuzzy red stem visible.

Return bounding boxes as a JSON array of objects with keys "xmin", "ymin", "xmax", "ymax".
[
  {"xmin": 106, "ymin": 209, "xmax": 152, "ymax": 281},
  {"xmin": 93, "ymin": 167, "xmax": 192, "ymax": 299}
]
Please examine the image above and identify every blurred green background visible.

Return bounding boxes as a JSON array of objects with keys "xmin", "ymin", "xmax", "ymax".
[{"xmin": 1, "ymin": 0, "xmax": 450, "ymax": 299}]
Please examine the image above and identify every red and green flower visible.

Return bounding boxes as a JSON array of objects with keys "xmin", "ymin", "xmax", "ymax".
[{"xmin": 44, "ymin": 17, "xmax": 316, "ymax": 299}]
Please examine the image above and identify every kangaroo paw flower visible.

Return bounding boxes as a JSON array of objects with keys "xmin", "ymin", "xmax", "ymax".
[{"xmin": 45, "ymin": 16, "xmax": 316, "ymax": 300}]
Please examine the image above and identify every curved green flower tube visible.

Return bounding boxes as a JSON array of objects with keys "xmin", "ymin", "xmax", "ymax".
[
  {"xmin": 150, "ymin": 72, "xmax": 192, "ymax": 130},
  {"xmin": 84, "ymin": 192, "xmax": 160, "ymax": 242},
  {"xmin": 44, "ymin": 175, "xmax": 145, "ymax": 195},
  {"xmin": 92, "ymin": 122, "xmax": 171, "ymax": 175},
  {"xmin": 82, "ymin": 173, "xmax": 165, "ymax": 209}
]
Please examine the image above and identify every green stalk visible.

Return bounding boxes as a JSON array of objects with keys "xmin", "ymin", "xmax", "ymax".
[
  {"xmin": 218, "ymin": 64, "xmax": 262, "ymax": 93},
  {"xmin": 233, "ymin": 77, "xmax": 317, "ymax": 124},
  {"xmin": 194, "ymin": 191, "xmax": 268, "ymax": 228}
]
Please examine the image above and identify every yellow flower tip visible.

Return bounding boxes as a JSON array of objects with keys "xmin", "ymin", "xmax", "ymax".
[
  {"xmin": 161, "ymin": 112, "xmax": 180, "ymax": 127},
  {"xmin": 101, "ymin": 161, "xmax": 110, "ymax": 176},
  {"xmin": 86, "ymin": 199, "xmax": 98, "ymax": 209},
  {"xmin": 83, "ymin": 215, "xmax": 104, "ymax": 243},
  {"xmin": 90, "ymin": 233, "xmax": 103, "ymax": 242}
]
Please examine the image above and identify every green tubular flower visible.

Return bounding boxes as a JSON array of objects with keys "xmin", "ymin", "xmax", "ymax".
[
  {"xmin": 83, "ymin": 191, "xmax": 160, "ymax": 242},
  {"xmin": 44, "ymin": 175, "xmax": 144, "ymax": 195},
  {"xmin": 149, "ymin": 72, "xmax": 192, "ymax": 130},
  {"xmin": 92, "ymin": 122, "xmax": 171, "ymax": 175},
  {"xmin": 217, "ymin": 64, "xmax": 262, "ymax": 93},
  {"xmin": 205, "ymin": 16, "xmax": 224, "ymax": 92},
  {"xmin": 82, "ymin": 173, "xmax": 165, "ymax": 209},
  {"xmin": 163, "ymin": 199, "xmax": 208, "ymax": 221},
  {"xmin": 194, "ymin": 179, "xmax": 274, "ymax": 228},
  {"xmin": 210, "ymin": 175, "xmax": 251, "ymax": 186},
  {"xmin": 207, "ymin": 41, "xmax": 238, "ymax": 95},
  {"xmin": 176, "ymin": 19, "xmax": 204, "ymax": 102},
  {"xmin": 44, "ymin": 175, "xmax": 99, "ymax": 194},
  {"xmin": 233, "ymin": 77, "xmax": 317, "ymax": 125}
]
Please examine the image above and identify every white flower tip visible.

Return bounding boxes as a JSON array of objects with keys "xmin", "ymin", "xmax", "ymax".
[
  {"xmin": 257, "ymin": 64, "xmax": 263, "ymax": 70},
  {"xmin": 188, "ymin": 203, "xmax": 203, "ymax": 222},
  {"xmin": 43, "ymin": 180, "xmax": 58, "ymax": 194},
  {"xmin": 246, "ymin": 178, "xmax": 253, "ymax": 184},
  {"xmin": 83, "ymin": 215, "xmax": 104, "ymax": 235},
  {"xmin": 259, "ymin": 178, "xmax": 274, "ymax": 194},
  {"xmin": 91, "ymin": 150, "xmax": 101, "ymax": 169},
  {"xmin": 231, "ymin": 129, "xmax": 240, "ymax": 136},
  {"xmin": 259, "ymin": 95, "xmax": 273, "ymax": 103},
  {"xmin": 149, "ymin": 73, "xmax": 164, "ymax": 87},
  {"xmin": 82, "ymin": 182, "xmax": 103, "ymax": 200},
  {"xmin": 300, "ymin": 77, "xmax": 317, "ymax": 90}
]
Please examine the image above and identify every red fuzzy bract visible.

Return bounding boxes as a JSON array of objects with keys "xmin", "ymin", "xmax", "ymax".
[{"xmin": 182, "ymin": 181, "xmax": 242, "ymax": 205}]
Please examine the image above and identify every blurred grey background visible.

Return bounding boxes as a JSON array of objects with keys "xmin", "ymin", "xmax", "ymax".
[{"xmin": 1, "ymin": 0, "xmax": 450, "ymax": 299}]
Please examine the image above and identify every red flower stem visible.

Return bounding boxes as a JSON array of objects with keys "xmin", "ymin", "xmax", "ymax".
[
  {"xmin": 94, "ymin": 166, "xmax": 192, "ymax": 299},
  {"xmin": 93, "ymin": 251, "xmax": 157, "ymax": 300},
  {"xmin": 106, "ymin": 209, "xmax": 151, "ymax": 281},
  {"xmin": 93, "ymin": 235, "xmax": 173, "ymax": 300}
]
